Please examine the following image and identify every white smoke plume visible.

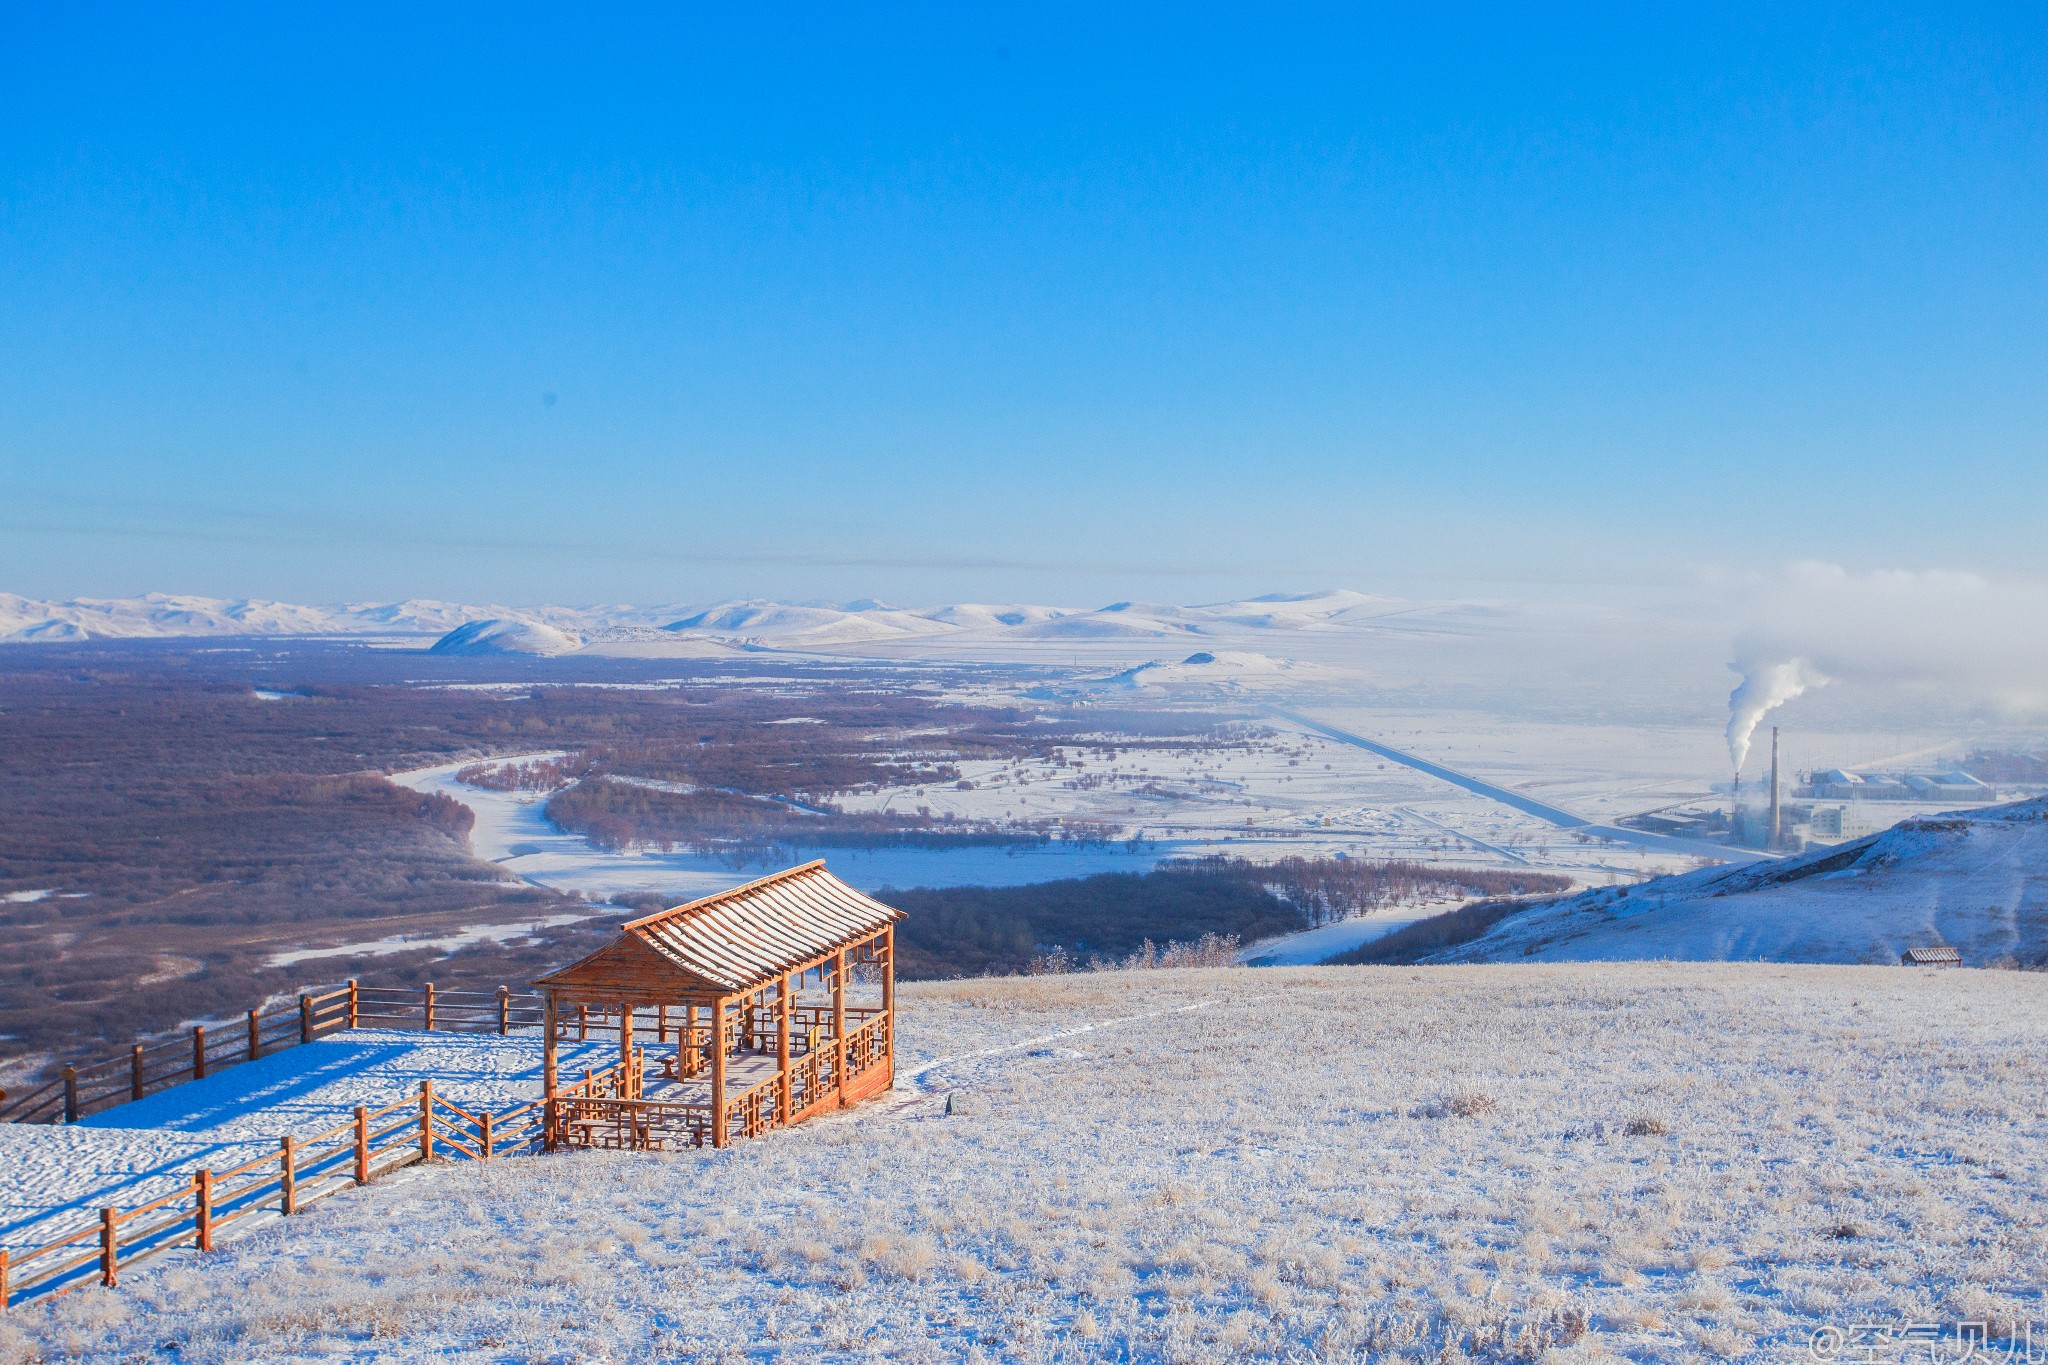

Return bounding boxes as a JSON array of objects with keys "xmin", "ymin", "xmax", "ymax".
[
  {"xmin": 1722, "ymin": 562, "xmax": 2048, "ymax": 771},
  {"xmin": 1725, "ymin": 658, "xmax": 1828, "ymax": 771}
]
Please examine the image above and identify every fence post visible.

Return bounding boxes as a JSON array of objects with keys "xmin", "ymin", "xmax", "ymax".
[
  {"xmin": 62, "ymin": 1066, "xmax": 78, "ymax": 1123},
  {"xmin": 130, "ymin": 1045, "xmax": 145, "ymax": 1102},
  {"xmin": 99, "ymin": 1207, "xmax": 118, "ymax": 1287},
  {"xmin": 423, "ymin": 982, "xmax": 435, "ymax": 1032},
  {"xmin": 280, "ymin": 1136, "xmax": 297, "ymax": 1214},
  {"xmin": 247, "ymin": 1008, "xmax": 260, "ymax": 1061},
  {"xmin": 193, "ymin": 1025, "xmax": 207, "ymax": 1080},
  {"xmin": 420, "ymin": 1079, "xmax": 434, "ymax": 1163},
  {"xmin": 347, "ymin": 979, "xmax": 359, "ymax": 1029},
  {"xmin": 494, "ymin": 985, "xmax": 509, "ymax": 1035},
  {"xmin": 481, "ymin": 1110, "xmax": 493, "ymax": 1160},
  {"xmin": 299, "ymin": 995, "xmax": 313, "ymax": 1045},
  {"xmin": 578, "ymin": 1003, "xmax": 588, "ymax": 1040},
  {"xmin": 195, "ymin": 1170, "xmax": 214, "ymax": 1252},
  {"xmin": 0, "ymin": 1246, "xmax": 9, "ymax": 1314},
  {"xmin": 354, "ymin": 1106, "xmax": 370, "ymax": 1184}
]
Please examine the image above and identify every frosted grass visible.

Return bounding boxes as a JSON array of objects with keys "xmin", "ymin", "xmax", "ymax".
[{"xmin": 6, "ymin": 963, "xmax": 2046, "ymax": 1363}]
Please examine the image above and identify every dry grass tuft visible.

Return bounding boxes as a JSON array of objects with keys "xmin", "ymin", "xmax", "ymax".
[
  {"xmin": 1624, "ymin": 1114, "xmax": 1671, "ymax": 1137},
  {"xmin": 1417, "ymin": 1088, "xmax": 1497, "ymax": 1119}
]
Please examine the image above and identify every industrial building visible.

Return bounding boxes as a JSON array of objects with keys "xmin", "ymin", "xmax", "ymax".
[{"xmin": 1801, "ymin": 769, "xmax": 1995, "ymax": 803}]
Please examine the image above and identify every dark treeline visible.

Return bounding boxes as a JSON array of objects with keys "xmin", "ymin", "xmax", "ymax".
[
  {"xmin": 1184, "ymin": 855, "xmax": 1571, "ymax": 927},
  {"xmin": 889, "ymin": 867, "xmax": 1308, "ymax": 979},
  {"xmin": 1325, "ymin": 899, "xmax": 1535, "ymax": 965},
  {"xmin": 888, "ymin": 856, "xmax": 1568, "ymax": 979}
]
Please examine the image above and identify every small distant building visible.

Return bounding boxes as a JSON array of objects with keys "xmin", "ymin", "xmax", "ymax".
[
  {"xmin": 1901, "ymin": 945, "xmax": 1962, "ymax": 968},
  {"xmin": 1807, "ymin": 806, "xmax": 1887, "ymax": 842}
]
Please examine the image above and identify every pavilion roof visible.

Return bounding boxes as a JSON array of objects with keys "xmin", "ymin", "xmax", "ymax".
[{"xmin": 541, "ymin": 861, "xmax": 901, "ymax": 996}]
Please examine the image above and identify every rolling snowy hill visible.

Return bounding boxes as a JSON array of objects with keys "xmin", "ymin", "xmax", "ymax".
[{"xmin": 1433, "ymin": 795, "xmax": 2048, "ymax": 966}]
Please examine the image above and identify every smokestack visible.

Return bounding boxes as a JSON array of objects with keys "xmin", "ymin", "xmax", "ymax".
[{"xmin": 1769, "ymin": 727, "xmax": 1782, "ymax": 851}]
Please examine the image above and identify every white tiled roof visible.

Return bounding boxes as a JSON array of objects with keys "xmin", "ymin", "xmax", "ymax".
[{"xmin": 620, "ymin": 861, "xmax": 901, "ymax": 992}]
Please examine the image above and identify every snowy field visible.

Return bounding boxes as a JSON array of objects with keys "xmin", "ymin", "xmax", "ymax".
[
  {"xmin": 0, "ymin": 1030, "xmax": 618, "ymax": 1255},
  {"xmin": 7, "ymin": 963, "xmax": 2047, "ymax": 1363}
]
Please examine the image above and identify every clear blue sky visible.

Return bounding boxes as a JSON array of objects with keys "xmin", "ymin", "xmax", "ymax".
[{"xmin": 2, "ymin": 4, "xmax": 2042, "ymax": 606}]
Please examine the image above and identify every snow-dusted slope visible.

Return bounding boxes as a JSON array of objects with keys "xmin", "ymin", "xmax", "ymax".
[
  {"xmin": 1436, "ymin": 796, "xmax": 2048, "ymax": 966},
  {"xmin": 660, "ymin": 599, "xmax": 963, "ymax": 646}
]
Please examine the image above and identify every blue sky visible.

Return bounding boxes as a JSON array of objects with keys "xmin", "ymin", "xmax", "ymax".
[{"xmin": 2, "ymin": 3, "xmax": 2042, "ymax": 606}]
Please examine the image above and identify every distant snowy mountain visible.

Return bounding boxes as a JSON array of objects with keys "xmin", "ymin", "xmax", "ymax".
[
  {"xmin": 661, "ymin": 600, "xmax": 962, "ymax": 646},
  {"xmin": 1434, "ymin": 796, "xmax": 2048, "ymax": 967},
  {"xmin": 0, "ymin": 589, "xmax": 1451, "ymax": 651}
]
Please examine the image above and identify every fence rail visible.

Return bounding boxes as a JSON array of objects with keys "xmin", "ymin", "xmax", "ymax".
[
  {"xmin": 0, "ymin": 975, "xmax": 893, "ymax": 1313},
  {"xmin": 0, "ymin": 981, "xmax": 549, "ymax": 1127},
  {"xmin": 0, "ymin": 1064, "xmax": 604, "ymax": 1313}
]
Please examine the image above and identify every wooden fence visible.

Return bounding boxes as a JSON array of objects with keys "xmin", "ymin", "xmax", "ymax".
[
  {"xmin": 0, "ymin": 981, "xmax": 548, "ymax": 1127},
  {"xmin": 0, "ymin": 1062, "xmax": 613, "ymax": 1313},
  {"xmin": 0, "ymin": 983, "xmax": 894, "ymax": 1311}
]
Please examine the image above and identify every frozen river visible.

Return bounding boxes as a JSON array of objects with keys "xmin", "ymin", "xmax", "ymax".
[{"xmin": 388, "ymin": 758, "xmax": 1188, "ymax": 901}]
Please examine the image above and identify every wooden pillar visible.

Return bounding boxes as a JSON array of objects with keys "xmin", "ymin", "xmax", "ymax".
[
  {"xmin": 192, "ymin": 1025, "xmax": 207, "ymax": 1080},
  {"xmin": 347, "ymin": 979, "xmax": 359, "ymax": 1029},
  {"xmin": 246, "ymin": 1008, "xmax": 261, "ymax": 1060},
  {"xmin": 299, "ymin": 994, "xmax": 313, "ymax": 1045},
  {"xmin": 497, "ymin": 986, "xmax": 511, "ymax": 1036},
  {"xmin": 280, "ymin": 1136, "xmax": 297, "ymax": 1215},
  {"xmin": 542, "ymin": 994, "xmax": 559, "ymax": 1098},
  {"xmin": 684, "ymin": 1003, "xmax": 699, "ymax": 1078},
  {"xmin": 481, "ymin": 1110, "xmax": 494, "ymax": 1160},
  {"xmin": 832, "ymin": 948, "xmax": 848, "ymax": 1107},
  {"xmin": 619, "ymin": 1002, "xmax": 634, "ymax": 1075},
  {"xmin": 776, "ymin": 971, "xmax": 792, "ymax": 1124},
  {"xmin": 882, "ymin": 925, "xmax": 896, "ymax": 1088},
  {"xmin": 658, "ymin": 1003, "xmax": 669, "ymax": 1043},
  {"xmin": 423, "ymin": 982, "xmax": 436, "ymax": 1032},
  {"xmin": 62, "ymin": 1066, "xmax": 78, "ymax": 1123},
  {"xmin": 577, "ymin": 1003, "xmax": 588, "ymax": 1041},
  {"xmin": 99, "ymin": 1207, "xmax": 118, "ymax": 1288},
  {"xmin": 420, "ymin": 1079, "xmax": 435, "ymax": 1163},
  {"xmin": 130, "ymin": 1045, "xmax": 145, "ymax": 1102},
  {"xmin": 710, "ymin": 996, "xmax": 728, "ymax": 1148}
]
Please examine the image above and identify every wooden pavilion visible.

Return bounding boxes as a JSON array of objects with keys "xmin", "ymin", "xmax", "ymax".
[{"xmin": 533, "ymin": 861, "xmax": 901, "ymax": 1151}]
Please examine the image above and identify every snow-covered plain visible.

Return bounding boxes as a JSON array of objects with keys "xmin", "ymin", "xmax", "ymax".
[
  {"xmin": 1437, "ymin": 797, "xmax": 2048, "ymax": 967},
  {"xmin": 5, "ymin": 964, "xmax": 2045, "ymax": 1364}
]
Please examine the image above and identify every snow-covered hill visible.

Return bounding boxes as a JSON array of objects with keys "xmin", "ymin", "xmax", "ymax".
[
  {"xmin": 1434, "ymin": 796, "xmax": 2048, "ymax": 966},
  {"xmin": 427, "ymin": 619, "xmax": 583, "ymax": 656}
]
